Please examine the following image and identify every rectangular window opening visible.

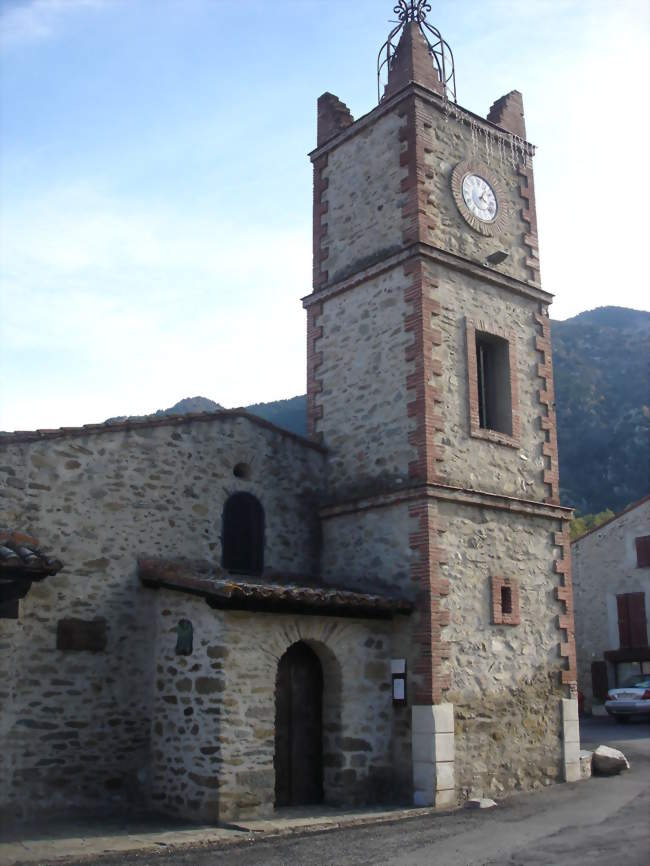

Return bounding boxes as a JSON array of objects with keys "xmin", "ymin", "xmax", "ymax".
[
  {"xmin": 636, "ymin": 535, "xmax": 650, "ymax": 568},
  {"xmin": 501, "ymin": 585, "xmax": 513, "ymax": 615},
  {"xmin": 476, "ymin": 331, "xmax": 512, "ymax": 436}
]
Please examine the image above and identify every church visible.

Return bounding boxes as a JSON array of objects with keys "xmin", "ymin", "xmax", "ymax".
[{"xmin": 0, "ymin": 2, "xmax": 580, "ymax": 823}]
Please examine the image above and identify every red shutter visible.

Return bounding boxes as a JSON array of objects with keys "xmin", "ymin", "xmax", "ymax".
[
  {"xmin": 617, "ymin": 592, "xmax": 648, "ymax": 648},
  {"xmin": 636, "ymin": 536, "xmax": 650, "ymax": 567},
  {"xmin": 617, "ymin": 594, "xmax": 632, "ymax": 648},
  {"xmin": 628, "ymin": 592, "xmax": 648, "ymax": 647}
]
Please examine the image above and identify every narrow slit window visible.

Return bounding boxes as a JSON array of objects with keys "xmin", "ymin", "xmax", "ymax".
[
  {"xmin": 501, "ymin": 585, "xmax": 513, "ymax": 615},
  {"xmin": 475, "ymin": 331, "xmax": 512, "ymax": 436}
]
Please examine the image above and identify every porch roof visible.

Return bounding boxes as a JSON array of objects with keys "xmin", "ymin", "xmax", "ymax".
[
  {"xmin": 138, "ymin": 557, "xmax": 412, "ymax": 620},
  {"xmin": 0, "ymin": 530, "xmax": 64, "ymax": 616}
]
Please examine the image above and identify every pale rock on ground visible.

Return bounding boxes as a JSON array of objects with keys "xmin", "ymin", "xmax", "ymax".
[
  {"xmin": 464, "ymin": 798, "xmax": 498, "ymax": 809},
  {"xmin": 592, "ymin": 745, "xmax": 630, "ymax": 776}
]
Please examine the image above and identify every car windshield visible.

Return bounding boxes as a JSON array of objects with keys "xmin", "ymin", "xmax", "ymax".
[{"xmin": 619, "ymin": 675, "xmax": 650, "ymax": 688}]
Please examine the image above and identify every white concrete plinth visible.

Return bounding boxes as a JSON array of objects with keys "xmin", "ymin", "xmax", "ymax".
[
  {"xmin": 561, "ymin": 697, "xmax": 582, "ymax": 783},
  {"xmin": 412, "ymin": 703, "xmax": 455, "ymax": 808}
]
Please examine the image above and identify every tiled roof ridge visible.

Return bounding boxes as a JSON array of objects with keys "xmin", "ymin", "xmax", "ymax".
[
  {"xmin": 0, "ymin": 408, "xmax": 326, "ymax": 453},
  {"xmin": 138, "ymin": 556, "xmax": 412, "ymax": 614},
  {"xmin": 0, "ymin": 530, "xmax": 63, "ymax": 577}
]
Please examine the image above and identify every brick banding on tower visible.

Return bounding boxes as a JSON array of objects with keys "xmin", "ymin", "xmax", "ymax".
[
  {"xmin": 306, "ymin": 302, "xmax": 324, "ymax": 441},
  {"xmin": 518, "ymin": 163, "xmax": 541, "ymax": 285},
  {"xmin": 408, "ymin": 500, "xmax": 451, "ymax": 705},
  {"xmin": 312, "ymin": 154, "xmax": 329, "ymax": 291},
  {"xmin": 554, "ymin": 520, "xmax": 578, "ymax": 687},
  {"xmin": 534, "ymin": 309, "xmax": 560, "ymax": 505}
]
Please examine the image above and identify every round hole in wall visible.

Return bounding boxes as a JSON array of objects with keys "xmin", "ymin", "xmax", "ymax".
[{"xmin": 233, "ymin": 462, "xmax": 251, "ymax": 480}]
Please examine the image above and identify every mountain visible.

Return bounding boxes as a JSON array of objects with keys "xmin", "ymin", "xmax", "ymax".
[
  {"xmin": 241, "ymin": 396, "xmax": 308, "ymax": 437},
  {"xmin": 551, "ymin": 307, "xmax": 650, "ymax": 515},
  {"xmin": 105, "ymin": 396, "xmax": 223, "ymax": 425},
  {"xmin": 107, "ymin": 306, "xmax": 649, "ymax": 516}
]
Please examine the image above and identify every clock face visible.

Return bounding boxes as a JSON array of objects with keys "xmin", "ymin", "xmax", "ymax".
[
  {"xmin": 462, "ymin": 174, "xmax": 498, "ymax": 222},
  {"xmin": 451, "ymin": 160, "xmax": 507, "ymax": 236}
]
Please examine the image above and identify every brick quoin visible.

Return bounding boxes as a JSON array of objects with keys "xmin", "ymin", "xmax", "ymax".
[
  {"xmin": 533, "ymin": 308, "xmax": 576, "ymax": 689},
  {"xmin": 399, "ymin": 74, "xmax": 450, "ymax": 705},
  {"xmin": 312, "ymin": 153, "xmax": 329, "ymax": 291},
  {"xmin": 408, "ymin": 500, "xmax": 451, "ymax": 705},
  {"xmin": 307, "ymin": 146, "xmax": 329, "ymax": 443},
  {"xmin": 534, "ymin": 309, "xmax": 560, "ymax": 505},
  {"xmin": 399, "ymin": 96, "xmax": 437, "ymax": 248},
  {"xmin": 306, "ymin": 302, "xmax": 324, "ymax": 441},
  {"xmin": 554, "ymin": 519, "xmax": 578, "ymax": 689},
  {"xmin": 518, "ymin": 162, "xmax": 541, "ymax": 285}
]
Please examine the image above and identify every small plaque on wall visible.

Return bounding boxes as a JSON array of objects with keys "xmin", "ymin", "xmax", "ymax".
[
  {"xmin": 57, "ymin": 618, "xmax": 107, "ymax": 652},
  {"xmin": 391, "ymin": 658, "xmax": 407, "ymax": 706}
]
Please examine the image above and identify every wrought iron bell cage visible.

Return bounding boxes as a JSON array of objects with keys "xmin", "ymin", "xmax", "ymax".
[{"xmin": 377, "ymin": 1, "xmax": 457, "ymax": 103}]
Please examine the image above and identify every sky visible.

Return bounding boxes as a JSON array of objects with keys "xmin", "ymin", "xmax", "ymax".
[{"xmin": 1, "ymin": 0, "xmax": 648, "ymax": 432}]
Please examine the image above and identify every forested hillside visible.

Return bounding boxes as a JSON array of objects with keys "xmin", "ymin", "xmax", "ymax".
[{"xmin": 551, "ymin": 307, "xmax": 649, "ymax": 515}]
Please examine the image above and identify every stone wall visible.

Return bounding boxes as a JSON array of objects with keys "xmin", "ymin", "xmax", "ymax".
[
  {"xmin": 572, "ymin": 498, "xmax": 650, "ymax": 709},
  {"xmin": 149, "ymin": 591, "xmax": 398, "ymax": 821},
  {"xmin": 0, "ymin": 414, "xmax": 325, "ymax": 819},
  {"xmin": 316, "ymin": 93, "xmax": 536, "ymax": 292},
  {"xmin": 314, "ymin": 268, "xmax": 416, "ymax": 497},
  {"xmin": 320, "ymin": 502, "xmax": 415, "ymax": 598},
  {"xmin": 441, "ymin": 502, "xmax": 565, "ymax": 798},
  {"xmin": 320, "ymin": 496, "xmax": 568, "ymax": 802},
  {"xmin": 433, "ymin": 267, "xmax": 548, "ymax": 499},
  {"xmin": 420, "ymin": 101, "xmax": 533, "ymax": 286},
  {"xmin": 320, "ymin": 110, "xmax": 405, "ymax": 285}
]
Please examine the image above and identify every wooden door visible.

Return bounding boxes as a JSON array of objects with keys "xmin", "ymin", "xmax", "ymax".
[{"xmin": 274, "ymin": 642, "xmax": 323, "ymax": 807}]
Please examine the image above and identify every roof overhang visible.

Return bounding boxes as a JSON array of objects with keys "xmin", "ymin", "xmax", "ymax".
[
  {"xmin": 0, "ymin": 531, "xmax": 63, "ymax": 617},
  {"xmin": 138, "ymin": 558, "xmax": 412, "ymax": 620}
]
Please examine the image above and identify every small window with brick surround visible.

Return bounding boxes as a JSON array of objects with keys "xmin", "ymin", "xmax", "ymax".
[
  {"xmin": 491, "ymin": 576, "xmax": 520, "ymax": 625},
  {"xmin": 466, "ymin": 320, "xmax": 519, "ymax": 448},
  {"xmin": 636, "ymin": 536, "xmax": 650, "ymax": 568}
]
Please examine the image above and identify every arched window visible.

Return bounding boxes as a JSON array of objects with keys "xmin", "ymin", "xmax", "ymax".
[{"xmin": 222, "ymin": 492, "xmax": 264, "ymax": 575}]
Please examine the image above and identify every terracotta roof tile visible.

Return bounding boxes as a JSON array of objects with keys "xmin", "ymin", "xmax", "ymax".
[
  {"xmin": 0, "ymin": 531, "xmax": 63, "ymax": 578},
  {"xmin": 0, "ymin": 409, "xmax": 326, "ymax": 453},
  {"xmin": 138, "ymin": 557, "xmax": 412, "ymax": 620}
]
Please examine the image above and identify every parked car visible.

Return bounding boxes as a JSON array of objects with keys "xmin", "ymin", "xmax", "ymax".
[{"xmin": 605, "ymin": 675, "xmax": 650, "ymax": 722}]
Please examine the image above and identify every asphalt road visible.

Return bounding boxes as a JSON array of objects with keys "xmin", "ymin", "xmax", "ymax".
[{"xmin": 53, "ymin": 716, "xmax": 650, "ymax": 866}]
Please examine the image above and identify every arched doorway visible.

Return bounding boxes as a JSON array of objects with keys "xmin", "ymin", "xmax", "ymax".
[{"xmin": 274, "ymin": 641, "xmax": 323, "ymax": 807}]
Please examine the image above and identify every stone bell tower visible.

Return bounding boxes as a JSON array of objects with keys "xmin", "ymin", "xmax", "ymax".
[{"xmin": 305, "ymin": 2, "xmax": 579, "ymax": 805}]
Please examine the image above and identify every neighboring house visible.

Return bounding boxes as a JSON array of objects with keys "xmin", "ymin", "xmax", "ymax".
[
  {"xmin": 572, "ymin": 495, "xmax": 650, "ymax": 711},
  {"xmin": 0, "ymin": 5, "xmax": 580, "ymax": 825}
]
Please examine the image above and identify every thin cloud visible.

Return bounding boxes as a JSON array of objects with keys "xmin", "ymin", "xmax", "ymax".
[
  {"xmin": 0, "ymin": 183, "xmax": 310, "ymax": 429},
  {"xmin": 0, "ymin": 0, "xmax": 110, "ymax": 47}
]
